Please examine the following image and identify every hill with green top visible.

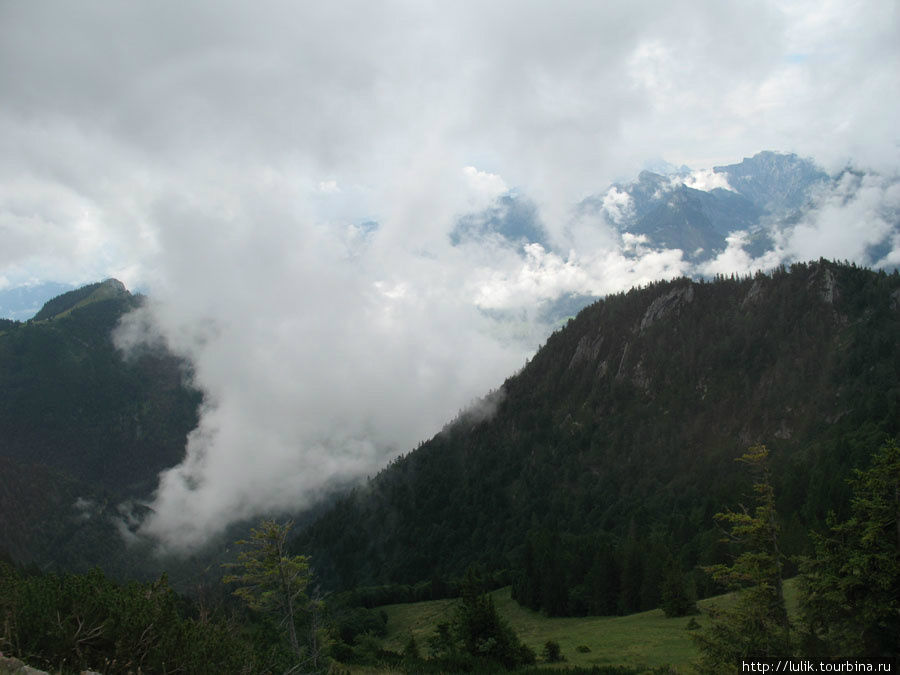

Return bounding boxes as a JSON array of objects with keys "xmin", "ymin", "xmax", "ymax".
[{"xmin": 31, "ymin": 278, "xmax": 129, "ymax": 322}]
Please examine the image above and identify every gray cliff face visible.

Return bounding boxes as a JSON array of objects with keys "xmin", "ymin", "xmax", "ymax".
[
  {"xmin": 639, "ymin": 284, "xmax": 695, "ymax": 333},
  {"xmin": 713, "ymin": 151, "xmax": 829, "ymax": 215}
]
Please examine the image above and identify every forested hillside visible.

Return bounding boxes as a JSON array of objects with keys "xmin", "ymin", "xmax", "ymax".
[
  {"xmin": 0, "ymin": 280, "xmax": 201, "ymax": 574},
  {"xmin": 296, "ymin": 260, "xmax": 900, "ymax": 616}
]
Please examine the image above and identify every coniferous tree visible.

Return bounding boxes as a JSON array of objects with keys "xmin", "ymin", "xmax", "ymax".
[
  {"xmin": 693, "ymin": 446, "xmax": 791, "ymax": 672},
  {"xmin": 660, "ymin": 561, "xmax": 698, "ymax": 618},
  {"xmin": 224, "ymin": 520, "xmax": 328, "ymax": 673},
  {"xmin": 798, "ymin": 440, "xmax": 900, "ymax": 662},
  {"xmin": 452, "ymin": 568, "xmax": 535, "ymax": 669}
]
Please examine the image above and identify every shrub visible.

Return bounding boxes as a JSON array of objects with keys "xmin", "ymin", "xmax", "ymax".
[{"xmin": 542, "ymin": 639, "xmax": 563, "ymax": 662}]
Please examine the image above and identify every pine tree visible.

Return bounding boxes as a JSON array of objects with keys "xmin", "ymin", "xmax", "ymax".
[{"xmin": 693, "ymin": 445, "xmax": 791, "ymax": 672}]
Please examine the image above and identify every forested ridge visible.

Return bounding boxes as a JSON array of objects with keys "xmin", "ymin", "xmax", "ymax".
[
  {"xmin": 0, "ymin": 280, "xmax": 202, "ymax": 576},
  {"xmin": 296, "ymin": 260, "xmax": 900, "ymax": 617}
]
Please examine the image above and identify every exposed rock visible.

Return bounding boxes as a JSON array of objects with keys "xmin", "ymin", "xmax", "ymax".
[
  {"xmin": 568, "ymin": 332, "xmax": 604, "ymax": 370},
  {"xmin": 807, "ymin": 263, "xmax": 840, "ymax": 305},
  {"xmin": 615, "ymin": 341, "xmax": 631, "ymax": 380},
  {"xmin": 639, "ymin": 284, "xmax": 694, "ymax": 333},
  {"xmin": 741, "ymin": 278, "xmax": 764, "ymax": 308},
  {"xmin": 774, "ymin": 419, "xmax": 793, "ymax": 440},
  {"xmin": 632, "ymin": 358, "xmax": 651, "ymax": 393},
  {"xmin": 820, "ymin": 267, "xmax": 837, "ymax": 304},
  {"xmin": 0, "ymin": 654, "xmax": 48, "ymax": 675}
]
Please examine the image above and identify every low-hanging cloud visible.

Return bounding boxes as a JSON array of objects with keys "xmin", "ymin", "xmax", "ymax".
[
  {"xmin": 698, "ymin": 171, "xmax": 900, "ymax": 278},
  {"xmin": 1, "ymin": 1, "xmax": 898, "ymax": 551},
  {"xmin": 782, "ymin": 172, "xmax": 900, "ymax": 265},
  {"xmin": 677, "ymin": 168, "xmax": 735, "ymax": 193}
]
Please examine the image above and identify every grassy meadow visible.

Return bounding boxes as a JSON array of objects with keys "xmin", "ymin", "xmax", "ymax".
[{"xmin": 365, "ymin": 579, "xmax": 800, "ymax": 673}]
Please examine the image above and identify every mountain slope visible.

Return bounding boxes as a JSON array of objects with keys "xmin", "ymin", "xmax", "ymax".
[
  {"xmin": 0, "ymin": 281, "xmax": 201, "ymax": 574},
  {"xmin": 296, "ymin": 261, "xmax": 900, "ymax": 609},
  {"xmin": 0, "ymin": 280, "xmax": 200, "ymax": 493}
]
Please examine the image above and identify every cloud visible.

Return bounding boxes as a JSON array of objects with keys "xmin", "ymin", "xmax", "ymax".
[
  {"xmin": 472, "ymin": 239, "xmax": 688, "ymax": 311},
  {"xmin": 0, "ymin": 0, "xmax": 897, "ymax": 551},
  {"xmin": 697, "ymin": 231, "xmax": 785, "ymax": 278},
  {"xmin": 781, "ymin": 172, "xmax": 899, "ymax": 265},
  {"xmin": 676, "ymin": 169, "xmax": 735, "ymax": 192},
  {"xmin": 601, "ymin": 187, "xmax": 635, "ymax": 224},
  {"xmin": 696, "ymin": 170, "xmax": 900, "ymax": 278},
  {"xmin": 462, "ymin": 167, "xmax": 508, "ymax": 207}
]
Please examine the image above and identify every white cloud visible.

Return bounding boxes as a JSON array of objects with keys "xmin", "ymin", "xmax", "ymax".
[
  {"xmin": 472, "ymin": 239, "xmax": 689, "ymax": 312},
  {"xmin": 698, "ymin": 230, "xmax": 784, "ymax": 278},
  {"xmin": 676, "ymin": 168, "xmax": 734, "ymax": 192},
  {"xmin": 601, "ymin": 187, "xmax": 635, "ymax": 224},
  {"xmin": 783, "ymin": 172, "xmax": 898, "ymax": 265},
  {"xmin": 622, "ymin": 232, "xmax": 650, "ymax": 251},
  {"xmin": 462, "ymin": 166, "xmax": 508, "ymax": 206}
]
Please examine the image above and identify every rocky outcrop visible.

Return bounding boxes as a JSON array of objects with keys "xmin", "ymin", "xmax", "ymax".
[
  {"xmin": 567, "ymin": 332, "xmax": 604, "ymax": 370},
  {"xmin": 0, "ymin": 654, "xmax": 48, "ymax": 675},
  {"xmin": 639, "ymin": 283, "xmax": 694, "ymax": 333},
  {"xmin": 0, "ymin": 654, "xmax": 100, "ymax": 675},
  {"xmin": 741, "ymin": 278, "xmax": 764, "ymax": 308}
]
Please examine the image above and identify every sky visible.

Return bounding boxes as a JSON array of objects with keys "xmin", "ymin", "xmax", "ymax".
[{"xmin": 1, "ymin": 0, "xmax": 898, "ymax": 552}]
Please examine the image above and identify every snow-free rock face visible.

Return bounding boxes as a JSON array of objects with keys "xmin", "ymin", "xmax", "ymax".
[{"xmin": 639, "ymin": 283, "xmax": 694, "ymax": 333}]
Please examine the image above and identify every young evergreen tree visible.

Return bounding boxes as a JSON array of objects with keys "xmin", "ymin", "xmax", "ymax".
[
  {"xmin": 798, "ymin": 440, "xmax": 900, "ymax": 662},
  {"xmin": 224, "ymin": 519, "xmax": 327, "ymax": 673},
  {"xmin": 453, "ymin": 569, "xmax": 535, "ymax": 669},
  {"xmin": 693, "ymin": 446, "xmax": 791, "ymax": 672},
  {"xmin": 660, "ymin": 561, "xmax": 698, "ymax": 618}
]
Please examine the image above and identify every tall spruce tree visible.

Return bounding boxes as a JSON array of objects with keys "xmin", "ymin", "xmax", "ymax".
[
  {"xmin": 693, "ymin": 445, "xmax": 791, "ymax": 672},
  {"xmin": 798, "ymin": 440, "xmax": 900, "ymax": 662}
]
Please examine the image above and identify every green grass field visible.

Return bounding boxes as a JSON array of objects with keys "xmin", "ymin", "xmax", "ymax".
[{"xmin": 374, "ymin": 579, "xmax": 800, "ymax": 673}]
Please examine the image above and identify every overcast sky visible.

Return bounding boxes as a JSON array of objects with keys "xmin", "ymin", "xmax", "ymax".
[{"xmin": 2, "ymin": 1, "xmax": 898, "ymax": 551}]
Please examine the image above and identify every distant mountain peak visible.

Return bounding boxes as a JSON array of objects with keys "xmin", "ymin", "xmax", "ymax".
[
  {"xmin": 580, "ymin": 150, "xmax": 833, "ymax": 262},
  {"xmin": 712, "ymin": 151, "xmax": 829, "ymax": 214},
  {"xmin": 33, "ymin": 278, "xmax": 131, "ymax": 322}
]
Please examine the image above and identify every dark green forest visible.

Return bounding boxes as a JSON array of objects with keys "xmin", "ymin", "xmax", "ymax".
[{"xmin": 296, "ymin": 260, "xmax": 899, "ymax": 617}]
